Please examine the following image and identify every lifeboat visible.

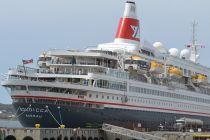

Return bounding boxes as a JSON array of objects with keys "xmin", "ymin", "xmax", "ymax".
[
  {"xmin": 124, "ymin": 55, "xmax": 149, "ymax": 74},
  {"xmin": 192, "ymin": 74, "xmax": 208, "ymax": 84},
  {"xmin": 131, "ymin": 55, "xmax": 142, "ymax": 60},
  {"xmin": 149, "ymin": 61, "xmax": 164, "ymax": 74},
  {"xmin": 168, "ymin": 66, "xmax": 182, "ymax": 79}
]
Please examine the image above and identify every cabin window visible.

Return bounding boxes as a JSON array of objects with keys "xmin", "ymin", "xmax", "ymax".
[
  {"xmin": 89, "ymin": 94, "xmax": 92, "ymax": 98},
  {"xmin": 112, "ymin": 96, "xmax": 114, "ymax": 100}
]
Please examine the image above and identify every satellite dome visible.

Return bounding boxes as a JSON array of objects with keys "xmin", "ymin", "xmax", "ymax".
[
  {"xmin": 169, "ymin": 48, "xmax": 179, "ymax": 57},
  {"xmin": 153, "ymin": 42, "xmax": 163, "ymax": 48},
  {"xmin": 153, "ymin": 42, "xmax": 167, "ymax": 53},
  {"xmin": 39, "ymin": 52, "xmax": 46, "ymax": 58},
  {"xmin": 180, "ymin": 49, "xmax": 190, "ymax": 59}
]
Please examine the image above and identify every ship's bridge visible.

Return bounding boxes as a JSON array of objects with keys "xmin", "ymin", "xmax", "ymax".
[{"xmin": 37, "ymin": 49, "xmax": 120, "ymax": 76}]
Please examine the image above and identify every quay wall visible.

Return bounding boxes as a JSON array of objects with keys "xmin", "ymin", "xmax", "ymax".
[
  {"xmin": 0, "ymin": 128, "xmax": 104, "ymax": 140},
  {"xmin": 1, "ymin": 127, "xmax": 210, "ymax": 140}
]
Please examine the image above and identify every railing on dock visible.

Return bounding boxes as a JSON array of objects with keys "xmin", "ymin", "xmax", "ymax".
[{"xmin": 102, "ymin": 123, "xmax": 165, "ymax": 140}]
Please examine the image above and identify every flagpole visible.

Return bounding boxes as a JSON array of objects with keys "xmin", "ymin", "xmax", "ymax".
[
  {"xmin": 22, "ymin": 60, "xmax": 27, "ymax": 78},
  {"xmin": 22, "ymin": 60, "xmax": 29, "ymax": 93}
]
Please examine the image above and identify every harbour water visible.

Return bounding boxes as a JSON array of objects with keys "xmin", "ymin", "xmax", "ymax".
[{"xmin": 0, "ymin": 119, "xmax": 22, "ymax": 128}]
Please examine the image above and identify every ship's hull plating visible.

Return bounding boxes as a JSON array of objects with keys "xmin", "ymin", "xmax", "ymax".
[{"xmin": 13, "ymin": 101, "xmax": 210, "ymax": 130}]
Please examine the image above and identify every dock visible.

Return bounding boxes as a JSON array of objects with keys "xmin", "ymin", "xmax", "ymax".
[{"xmin": 1, "ymin": 124, "xmax": 210, "ymax": 140}]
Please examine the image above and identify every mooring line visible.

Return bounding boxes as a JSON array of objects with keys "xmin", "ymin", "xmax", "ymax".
[
  {"xmin": 46, "ymin": 106, "xmax": 61, "ymax": 126},
  {"xmin": 16, "ymin": 104, "xmax": 31, "ymax": 118}
]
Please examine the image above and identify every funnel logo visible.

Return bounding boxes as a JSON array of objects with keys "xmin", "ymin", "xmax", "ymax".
[
  {"xmin": 131, "ymin": 25, "xmax": 140, "ymax": 39},
  {"xmin": 115, "ymin": 18, "xmax": 140, "ymax": 42}
]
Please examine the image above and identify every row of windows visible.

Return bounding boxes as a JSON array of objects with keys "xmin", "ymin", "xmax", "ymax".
[
  {"xmin": 106, "ymin": 69, "xmax": 129, "ymax": 79},
  {"xmin": 12, "ymin": 85, "xmax": 210, "ymax": 107},
  {"xmin": 96, "ymin": 80, "xmax": 126, "ymax": 91},
  {"xmin": 88, "ymin": 93, "xmax": 209, "ymax": 111},
  {"xmin": 90, "ymin": 93, "xmax": 120, "ymax": 101},
  {"xmin": 129, "ymin": 86, "xmax": 210, "ymax": 104},
  {"xmin": 12, "ymin": 86, "xmax": 82, "ymax": 95},
  {"xmin": 15, "ymin": 98, "xmax": 103, "ymax": 109}
]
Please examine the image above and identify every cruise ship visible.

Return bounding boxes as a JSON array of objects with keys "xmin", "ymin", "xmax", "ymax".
[{"xmin": 2, "ymin": 1, "xmax": 210, "ymax": 131}]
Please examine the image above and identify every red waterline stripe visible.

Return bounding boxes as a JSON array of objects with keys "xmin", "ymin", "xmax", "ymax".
[{"xmin": 11, "ymin": 95, "xmax": 210, "ymax": 116}]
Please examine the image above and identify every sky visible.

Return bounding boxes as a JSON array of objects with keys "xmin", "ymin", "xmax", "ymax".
[{"xmin": 0, "ymin": 0, "xmax": 210, "ymax": 104}]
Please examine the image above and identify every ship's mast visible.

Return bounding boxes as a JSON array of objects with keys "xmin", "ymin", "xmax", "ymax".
[
  {"xmin": 189, "ymin": 21, "xmax": 204, "ymax": 63},
  {"xmin": 189, "ymin": 22, "xmax": 198, "ymax": 63},
  {"xmin": 192, "ymin": 21, "xmax": 197, "ymax": 45}
]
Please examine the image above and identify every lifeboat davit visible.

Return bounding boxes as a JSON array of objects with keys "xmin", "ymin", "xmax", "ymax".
[
  {"xmin": 149, "ymin": 61, "xmax": 164, "ymax": 74},
  {"xmin": 192, "ymin": 74, "xmax": 208, "ymax": 85},
  {"xmin": 168, "ymin": 67, "xmax": 182, "ymax": 79}
]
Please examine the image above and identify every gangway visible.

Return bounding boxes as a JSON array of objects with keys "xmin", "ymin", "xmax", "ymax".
[{"xmin": 102, "ymin": 124, "xmax": 165, "ymax": 140}]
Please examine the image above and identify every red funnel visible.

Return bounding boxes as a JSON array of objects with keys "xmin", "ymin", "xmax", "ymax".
[{"xmin": 115, "ymin": 1, "xmax": 140, "ymax": 44}]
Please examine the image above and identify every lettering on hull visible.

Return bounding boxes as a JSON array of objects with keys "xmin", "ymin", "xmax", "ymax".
[{"xmin": 19, "ymin": 107, "xmax": 48, "ymax": 113}]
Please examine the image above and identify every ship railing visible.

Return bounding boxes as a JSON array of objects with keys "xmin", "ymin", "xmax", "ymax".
[
  {"xmin": 102, "ymin": 123, "xmax": 165, "ymax": 140},
  {"xmin": 1, "ymin": 73, "xmax": 8, "ymax": 81},
  {"xmin": 49, "ymin": 47, "xmax": 118, "ymax": 57},
  {"xmin": 85, "ymin": 48, "xmax": 118, "ymax": 57},
  {"xmin": 51, "ymin": 58, "xmax": 100, "ymax": 66},
  {"xmin": 14, "ymin": 65, "xmax": 129, "ymax": 79},
  {"xmin": 6, "ymin": 77, "xmax": 91, "ymax": 88},
  {"xmin": 16, "ymin": 65, "xmax": 38, "ymax": 75},
  {"xmin": 15, "ymin": 65, "xmax": 91, "ymax": 76}
]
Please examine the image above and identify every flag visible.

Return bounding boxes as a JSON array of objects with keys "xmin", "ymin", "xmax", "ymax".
[
  {"xmin": 201, "ymin": 45, "xmax": 205, "ymax": 48},
  {"xmin": 22, "ymin": 59, "xmax": 33, "ymax": 65},
  {"xmin": 187, "ymin": 45, "xmax": 191, "ymax": 48}
]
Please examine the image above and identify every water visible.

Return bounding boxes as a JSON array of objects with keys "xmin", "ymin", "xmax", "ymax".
[{"xmin": 0, "ymin": 119, "xmax": 22, "ymax": 128}]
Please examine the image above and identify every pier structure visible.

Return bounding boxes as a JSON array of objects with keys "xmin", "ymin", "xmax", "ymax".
[
  {"xmin": 1, "ymin": 124, "xmax": 210, "ymax": 140},
  {"xmin": 0, "ymin": 127, "xmax": 103, "ymax": 140}
]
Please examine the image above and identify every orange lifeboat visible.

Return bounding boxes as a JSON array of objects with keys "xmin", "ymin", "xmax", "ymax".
[
  {"xmin": 168, "ymin": 66, "xmax": 182, "ymax": 79},
  {"xmin": 192, "ymin": 74, "xmax": 208, "ymax": 84},
  {"xmin": 150, "ymin": 61, "xmax": 164, "ymax": 74}
]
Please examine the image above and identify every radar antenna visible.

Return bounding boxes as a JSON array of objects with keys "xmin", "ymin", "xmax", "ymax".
[{"xmin": 187, "ymin": 21, "xmax": 205, "ymax": 63}]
